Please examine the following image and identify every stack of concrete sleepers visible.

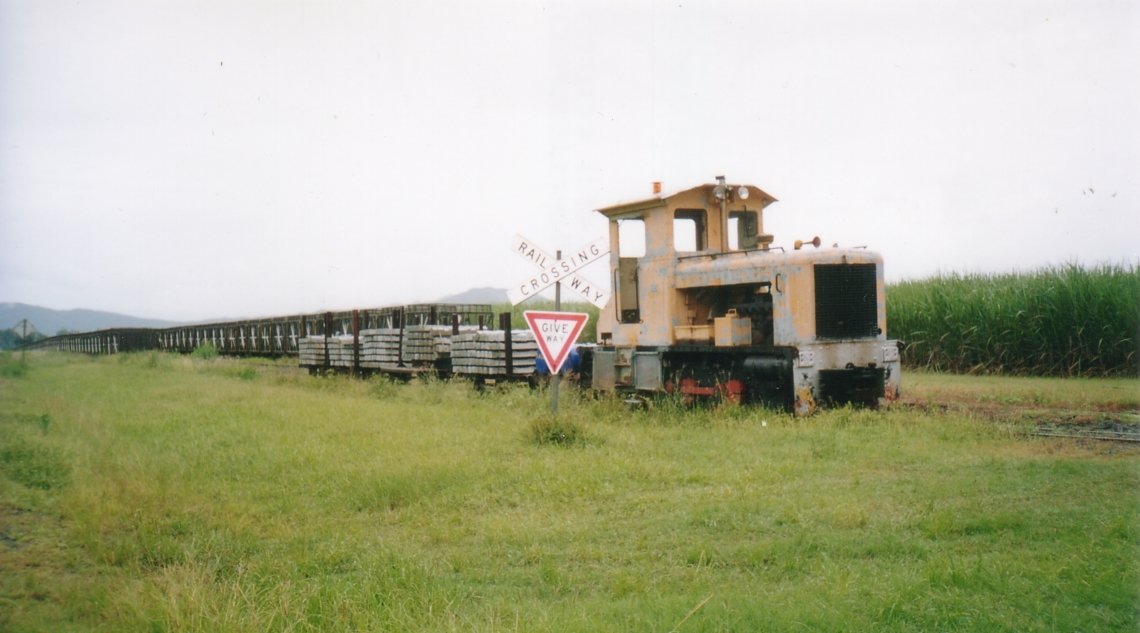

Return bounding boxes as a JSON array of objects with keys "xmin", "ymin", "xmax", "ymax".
[
  {"xmin": 326, "ymin": 335, "xmax": 357, "ymax": 368},
  {"xmin": 360, "ymin": 328, "xmax": 401, "ymax": 369},
  {"xmin": 298, "ymin": 336, "xmax": 326, "ymax": 367},
  {"xmin": 451, "ymin": 330, "xmax": 537, "ymax": 376},
  {"xmin": 402, "ymin": 325, "xmax": 480, "ymax": 364},
  {"xmin": 400, "ymin": 325, "xmax": 449, "ymax": 363},
  {"xmin": 298, "ymin": 335, "xmax": 355, "ymax": 368}
]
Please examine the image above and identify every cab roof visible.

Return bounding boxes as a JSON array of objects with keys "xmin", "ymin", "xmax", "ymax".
[{"xmin": 594, "ymin": 182, "xmax": 777, "ymax": 218}]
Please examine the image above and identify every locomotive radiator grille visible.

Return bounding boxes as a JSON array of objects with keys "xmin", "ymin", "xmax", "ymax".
[{"xmin": 814, "ymin": 264, "xmax": 879, "ymax": 339}]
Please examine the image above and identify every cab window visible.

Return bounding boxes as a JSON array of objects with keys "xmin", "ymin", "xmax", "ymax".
[
  {"xmin": 618, "ymin": 218, "xmax": 646, "ymax": 257},
  {"xmin": 673, "ymin": 209, "xmax": 707, "ymax": 252},
  {"xmin": 728, "ymin": 211, "xmax": 760, "ymax": 250}
]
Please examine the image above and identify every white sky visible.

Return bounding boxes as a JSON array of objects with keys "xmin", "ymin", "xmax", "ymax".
[{"xmin": 1, "ymin": 0, "xmax": 1137, "ymax": 322}]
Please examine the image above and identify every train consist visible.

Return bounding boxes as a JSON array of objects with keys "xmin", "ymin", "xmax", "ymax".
[
  {"xmin": 24, "ymin": 177, "xmax": 902, "ymax": 415},
  {"xmin": 23, "ymin": 303, "xmax": 525, "ymax": 375}
]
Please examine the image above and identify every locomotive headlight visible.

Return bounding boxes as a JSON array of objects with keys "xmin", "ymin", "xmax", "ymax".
[{"xmin": 737, "ymin": 186, "xmax": 749, "ymax": 200}]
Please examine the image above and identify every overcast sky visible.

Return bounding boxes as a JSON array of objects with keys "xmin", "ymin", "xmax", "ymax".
[{"xmin": 2, "ymin": 0, "xmax": 1136, "ymax": 322}]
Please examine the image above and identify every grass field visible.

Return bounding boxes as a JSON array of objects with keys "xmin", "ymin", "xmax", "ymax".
[{"xmin": 2, "ymin": 351, "xmax": 1138, "ymax": 632}]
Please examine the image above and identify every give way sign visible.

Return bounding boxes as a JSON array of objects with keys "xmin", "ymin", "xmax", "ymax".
[{"xmin": 524, "ymin": 311, "xmax": 589, "ymax": 374}]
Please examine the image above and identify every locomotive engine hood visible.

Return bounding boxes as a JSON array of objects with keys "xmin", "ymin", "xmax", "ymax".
[{"xmin": 672, "ymin": 247, "xmax": 884, "ymax": 288}]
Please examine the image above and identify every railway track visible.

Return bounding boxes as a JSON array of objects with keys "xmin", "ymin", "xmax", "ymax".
[
  {"xmin": 901, "ymin": 399, "xmax": 1140, "ymax": 443},
  {"xmin": 1032, "ymin": 421, "xmax": 1140, "ymax": 443}
]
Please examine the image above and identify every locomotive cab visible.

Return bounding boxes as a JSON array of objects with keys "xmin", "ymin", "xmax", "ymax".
[{"xmin": 591, "ymin": 178, "xmax": 901, "ymax": 415}]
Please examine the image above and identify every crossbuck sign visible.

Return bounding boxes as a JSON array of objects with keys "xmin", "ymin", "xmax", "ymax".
[{"xmin": 506, "ymin": 234, "xmax": 610, "ymax": 308}]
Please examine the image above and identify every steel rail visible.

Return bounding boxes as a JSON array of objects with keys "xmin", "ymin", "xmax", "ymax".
[{"xmin": 1031, "ymin": 428, "xmax": 1140, "ymax": 443}]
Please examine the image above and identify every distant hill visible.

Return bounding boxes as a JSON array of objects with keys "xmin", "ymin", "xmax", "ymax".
[
  {"xmin": 436, "ymin": 287, "xmax": 509, "ymax": 304},
  {"xmin": 0, "ymin": 302, "xmax": 181, "ymax": 338}
]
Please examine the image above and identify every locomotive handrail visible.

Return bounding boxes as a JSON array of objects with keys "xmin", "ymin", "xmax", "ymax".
[{"xmin": 675, "ymin": 246, "xmax": 785, "ymax": 262}]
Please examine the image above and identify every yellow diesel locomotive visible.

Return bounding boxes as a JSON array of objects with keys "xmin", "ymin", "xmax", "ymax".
[{"xmin": 585, "ymin": 177, "xmax": 901, "ymax": 415}]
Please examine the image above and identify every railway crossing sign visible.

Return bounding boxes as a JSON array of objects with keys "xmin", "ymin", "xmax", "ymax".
[
  {"xmin": 523, "ymin": 310, "xmax": 589, "ymax": 375},
  {"xmin": 507, "ymin": 234, "xmax": 610, "ymax": 308}
]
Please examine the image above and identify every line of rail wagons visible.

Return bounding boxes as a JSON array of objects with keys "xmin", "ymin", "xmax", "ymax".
[{"xmin": 26, "ymin": 178, "xmax": 902, "ymax": 415}]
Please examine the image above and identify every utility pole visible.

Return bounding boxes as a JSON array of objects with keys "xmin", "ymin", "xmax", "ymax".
[{"xmin": 13, "ymin": 319, "xmax": 33, "ymax": 363}]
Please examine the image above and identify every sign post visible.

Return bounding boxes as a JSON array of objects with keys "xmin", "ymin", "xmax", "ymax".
[{"xmin": 509, "ymin": 235, "xmax": 607, "ymax": 414}]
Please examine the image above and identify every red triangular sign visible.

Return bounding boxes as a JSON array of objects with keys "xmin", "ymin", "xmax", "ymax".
[{"xmin": 523, "ymin": 311, "xmax": 589, "ymax": 374}]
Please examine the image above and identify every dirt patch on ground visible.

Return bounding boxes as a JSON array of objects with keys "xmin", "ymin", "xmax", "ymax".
[
  {"xmin": 0, "ymin": 501, "xmax": 66, "ymax": 556},
  {"xmin": 898, "ymin": 396, "xmax": 1140, "ymax": 447}
]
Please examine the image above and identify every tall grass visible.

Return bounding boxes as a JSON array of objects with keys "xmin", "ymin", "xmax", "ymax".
[
  {"xmin": 887, "ymin": 264, "xmax": 1139, "ymax": 376},
  {"xmin": 0, "ymin": 351, "xmax": 29, "ymax": 378}
]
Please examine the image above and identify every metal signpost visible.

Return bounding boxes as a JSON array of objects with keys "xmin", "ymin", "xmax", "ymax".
[{"xmin": 509, "ymin": 235, "xmax": 609, "ymax": 413}]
